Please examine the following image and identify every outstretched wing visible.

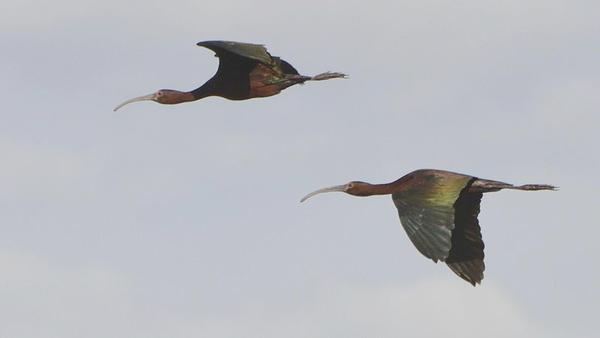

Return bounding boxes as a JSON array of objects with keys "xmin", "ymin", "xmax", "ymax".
[
  {"xmin": 196, "ymin": 40, "xmax": 274, "ymax": 65},
  {"xmin": 391, "ymin": 170, "xmax": 474, "ymax": 262},
  {"xmin": 392, "ymin": 169, "xmax": 486, "ymax": 285},
  {"xmin": 446, "ymin": 189, "xmax": 485, "ymax": 286}
]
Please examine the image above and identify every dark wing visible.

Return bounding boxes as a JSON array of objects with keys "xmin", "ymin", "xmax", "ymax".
[
  {"xmin": 392, "ymin": 170, "xmax": 474, "ymax": 263},
  {"xmin": 196, "ymin": 40, "xmax": 274, "ymax": 65},
  {"xmin": 278, "ymin": 58, "xmax": 299, "ymax": 75},
  {"xmin": 446, "ymin": 189, "xmax": 485, "ymax": 286}
]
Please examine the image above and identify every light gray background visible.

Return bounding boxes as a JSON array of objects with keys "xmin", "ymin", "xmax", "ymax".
[{"xmin": 1, "ymin": 1, "xmax": 598, "ymax": 337}]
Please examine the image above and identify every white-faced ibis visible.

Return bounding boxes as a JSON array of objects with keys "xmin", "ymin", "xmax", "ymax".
[
  {"xmin": 114, "ymin": 40, "xmax": 347, "ymax": 111},
  {"xmin": 301, "ymin": 169, "xmax": 556, "ymax": 286}
]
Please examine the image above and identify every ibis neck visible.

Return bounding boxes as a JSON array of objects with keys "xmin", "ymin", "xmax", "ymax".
[
  {"xmin": 175, "ymin": 91, "xmax": 198, "ymax": 103},
  {"xmin": 359, "ymin": 182, "xmax": 398, "ymax": 196},
  {"xmin": 190, "ymin": 82, "xmax": 218, "ymax": 100}
]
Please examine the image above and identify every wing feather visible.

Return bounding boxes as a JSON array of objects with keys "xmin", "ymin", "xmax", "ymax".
[
  {"xmin": 197, "ymin": 40, "xmax": 274, "ymax": 65},
  {"xmin": 446, "ymin": 189, "xmax": 485, "ymax": 285},
  {"xmin": 392, "ymin": 170, "xmax": 486, "ymax": 285},
  {"xmin": 392, "ymin": 170, "xmax": 474, "ymax": 262}
]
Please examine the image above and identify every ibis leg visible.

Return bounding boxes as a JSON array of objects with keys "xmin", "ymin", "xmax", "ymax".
[{"xmin": 468, "ymin": 179, "xmax": 556, "ymax": 193}]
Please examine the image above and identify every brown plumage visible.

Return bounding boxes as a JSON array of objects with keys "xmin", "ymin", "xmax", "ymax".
[
  {"xmin": 301, "ymin": 169, "xmax": 556, "ymax": 286},
  {"xmin": 114, "ymin": 40, "xmax": 346, "ymax": 111}
]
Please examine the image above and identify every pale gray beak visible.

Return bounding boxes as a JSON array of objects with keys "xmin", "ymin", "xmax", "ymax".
[
  {"xmin": 300, "ymin": 184, "xmax": 347, "ymax": 202},
  {"xmin": 113, "ymin": 93, "xmax": 156, "ymax": 111}
]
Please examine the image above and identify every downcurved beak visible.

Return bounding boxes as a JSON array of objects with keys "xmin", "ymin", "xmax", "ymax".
[
  {"xmin": 300, "ymin": 184, "xmax": 347, "ymax": 203},
  {"xmin": 113, "ymin": 93, "xmax": 156, "ymax": 111}
]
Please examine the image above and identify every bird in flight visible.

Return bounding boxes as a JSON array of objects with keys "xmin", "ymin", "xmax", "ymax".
[
  {"xmin": 114, "ymin": 40, "xmax": 347, "ymax": 111},
  {"xmin": 301, "ymin": 169, "xmax": 556, "ymax": 286}
]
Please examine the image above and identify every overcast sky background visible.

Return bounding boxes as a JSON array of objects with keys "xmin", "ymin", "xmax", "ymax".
[{"xmin": 1, "ymin": 0, "xmax": 599, "ymax": 337}]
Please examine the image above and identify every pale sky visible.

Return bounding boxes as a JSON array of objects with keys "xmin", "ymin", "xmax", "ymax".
[{"xmin": 1, "ymin": 1, "xmax": 599, "ymax": 337}]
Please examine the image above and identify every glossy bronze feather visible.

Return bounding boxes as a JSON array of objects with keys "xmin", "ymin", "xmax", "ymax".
[
  {"xmin": 114, "ymin": 40, "xmax": 346, "ymax": 111},
  {"xmin": 301, "ymin": 169, "xmax": 556, "ymax": 286}
]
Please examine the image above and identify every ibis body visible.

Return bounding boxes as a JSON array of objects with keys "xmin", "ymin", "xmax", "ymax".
[
  {"xmin": 114, "ymin": 40, "xmax": 346, "ymax": 111},
  {"xmin": 301, "ymin": 169, "xmax": 556, "ymax": 285}
]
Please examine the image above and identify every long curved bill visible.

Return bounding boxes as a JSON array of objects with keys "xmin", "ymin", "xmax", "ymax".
[
  {"xmin": 113, "ymin": 93, "xmax": 155, "ymax": 111},
  {"xmin": 300, "ymin": 184, "xmax": 346, "ymax": 203}
]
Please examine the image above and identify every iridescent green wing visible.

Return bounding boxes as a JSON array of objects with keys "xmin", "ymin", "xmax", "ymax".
[
  {"xmin": 196, "ymin": 40, "xmax": 274, "ymax": 65},
  {"xmin": 391, "ymin": 170, "xmax": 474, "ymax": 262}
]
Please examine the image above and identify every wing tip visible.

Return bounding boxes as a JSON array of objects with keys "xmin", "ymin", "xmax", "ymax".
[{"xmin": 446, "ymin": 260, "xmax": 485, "ymax": 286}]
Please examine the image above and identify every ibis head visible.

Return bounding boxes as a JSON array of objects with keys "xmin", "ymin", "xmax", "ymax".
[
  {"xmin": 114, "ymin": 89, "xmax": 194, "ymax": 111},
  {"xmin": 300, "ymin": 181, "xmax": 377, "ymax": 202}
]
